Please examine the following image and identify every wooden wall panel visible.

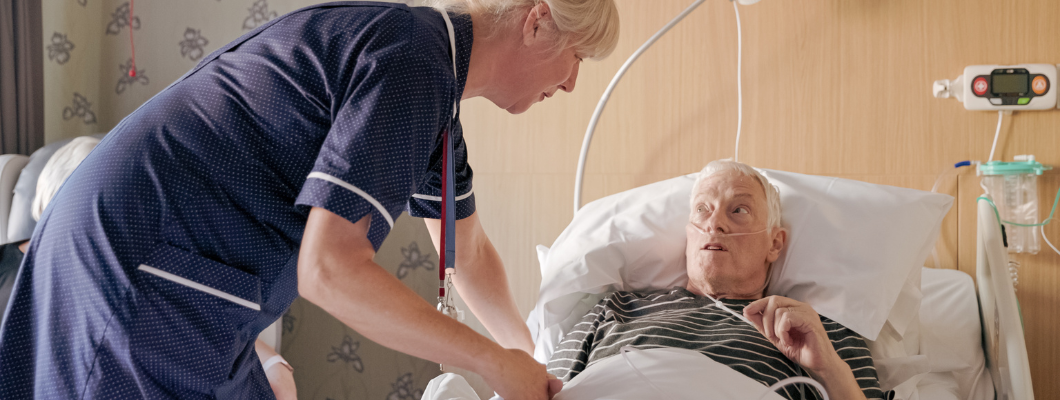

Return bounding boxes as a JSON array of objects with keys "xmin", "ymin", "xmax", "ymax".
[{"xmin": 455, "ymin": 0, "xmax": 1060, "ymax": 395}]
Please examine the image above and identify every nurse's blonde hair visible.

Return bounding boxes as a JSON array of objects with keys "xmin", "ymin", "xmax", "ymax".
[{"xmin": 425, "ymin": 0, "xmax": 620, "ymax": 60}]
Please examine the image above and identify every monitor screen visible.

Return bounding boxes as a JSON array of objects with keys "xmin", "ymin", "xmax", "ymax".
[{"xmin": 992, "ymin": 74, "xmax": 1029, "ymax": 95}]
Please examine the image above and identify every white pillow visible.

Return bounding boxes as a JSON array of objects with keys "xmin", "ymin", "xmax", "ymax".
[
  {"xmin": 529, "ymin": 170, "xmax": 952, "ymax": 363},
  {"xmin": 919, "ymin": 268, "xmax": 993, "ymax": 400},
  {"xmin": 867, "ymin": 268, "xmax": 994, "ymax": 400}
]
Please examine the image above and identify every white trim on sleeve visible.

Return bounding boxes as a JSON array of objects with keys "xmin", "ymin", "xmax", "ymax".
[
  {"xmin": 307, "ymin": 172, "xmax": 394, "ymax": 228},
  {"xmin": 137, "ymin": 264, "xmax": 261, "ymax": 311},
  {"xmin": 411, "ymin": 189, "xmax": 474, "ymax": 203}
]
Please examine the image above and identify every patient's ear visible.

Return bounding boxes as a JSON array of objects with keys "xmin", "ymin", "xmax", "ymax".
[{"xmin": 765, "ymin": 228, "xmax": 786, "ymax": 263}]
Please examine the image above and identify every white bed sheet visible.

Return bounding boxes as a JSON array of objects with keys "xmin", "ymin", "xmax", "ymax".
[{"xmin": 869, "ymin": 267, "xmax": 994, "ymax": 400}]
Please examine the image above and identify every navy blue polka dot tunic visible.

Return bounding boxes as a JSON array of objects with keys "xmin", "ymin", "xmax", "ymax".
[{"xmin": 0, "ymin": 2, "xmax": 475, "ymax": 398}]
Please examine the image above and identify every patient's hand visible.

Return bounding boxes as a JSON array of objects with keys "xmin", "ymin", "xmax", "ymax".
[
  {"xmin": 744, "ymin": 296, "xmax": 868, "ymax": 400},
  {"xmin": 743, "ymin": 296, "xmax": 840, "ymax": 375}
]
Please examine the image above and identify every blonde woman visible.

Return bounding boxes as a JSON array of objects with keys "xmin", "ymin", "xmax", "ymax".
[{"xmin": 0, "ymin": 1, "xmax": 618, "ymax": 399}]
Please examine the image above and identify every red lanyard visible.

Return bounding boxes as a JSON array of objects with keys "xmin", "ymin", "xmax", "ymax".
[{"xmin": 438, "ymin": 127, "xmax": 455, "ymax": 300}]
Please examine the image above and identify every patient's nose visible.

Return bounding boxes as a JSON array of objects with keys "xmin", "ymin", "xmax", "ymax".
[{"xmin": 703, "ymin": 213, "xmax": 727, "ymax": 235}]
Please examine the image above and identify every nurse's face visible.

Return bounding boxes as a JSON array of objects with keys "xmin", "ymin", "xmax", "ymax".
[
  {"xmin": 494, "ymin": 5, "xmax": 582, "ymax": 114},
  {"xmin": 501, "ymin": 46, "xmax": 581, "ymax": 114}
]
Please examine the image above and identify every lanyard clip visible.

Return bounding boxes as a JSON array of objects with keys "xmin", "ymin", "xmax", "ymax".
[{"xmin": 436, "ymin": 272, "xmax": 464, "ymax": 321}]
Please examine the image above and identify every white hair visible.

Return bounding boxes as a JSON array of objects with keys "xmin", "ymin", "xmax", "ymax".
[
  {"xmin": 32, "ymin": 136, "xmax": 100, "ymax": 221},
  {"xmin": 424, "ymin": 0, "xmax": 620, "ymax": 60},
  {"xmin": 691, "ymin": 159, "xmax": 782, "ymax": 230}
]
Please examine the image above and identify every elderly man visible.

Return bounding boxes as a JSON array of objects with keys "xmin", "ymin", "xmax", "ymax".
[{"xmin": 546, "ymin": 160, "xmax": 889, "ymax": 400}]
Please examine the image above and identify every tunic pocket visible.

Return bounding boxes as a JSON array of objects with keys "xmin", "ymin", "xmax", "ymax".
[
  {"xmin": 130, "ymin": 243, "xmax": 264, "ymax": 391},
  {"xmin": 137, "ymin": 243, "xmax": 262, "ymax": 312}
]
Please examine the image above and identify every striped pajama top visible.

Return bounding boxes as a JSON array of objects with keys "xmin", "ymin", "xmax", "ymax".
[{"xmin": 546, "ymin": 288, "xmax": 890, "ymax": 400}]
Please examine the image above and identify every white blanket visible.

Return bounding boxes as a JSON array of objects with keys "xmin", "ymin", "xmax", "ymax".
[{"xmin": 422, "ymin": 348, "xmax": 790, "ymax": 400}]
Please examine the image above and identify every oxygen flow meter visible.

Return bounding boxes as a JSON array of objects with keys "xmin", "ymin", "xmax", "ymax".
[{"xmin": 933, "ymin": 64, "xmax": 1060, "ymax": 111}]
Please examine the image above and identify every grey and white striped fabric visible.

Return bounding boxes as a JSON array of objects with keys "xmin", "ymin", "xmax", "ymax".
[{"xmin": 546, "ymin": 288, "xmax": 890, "ymax": 400}]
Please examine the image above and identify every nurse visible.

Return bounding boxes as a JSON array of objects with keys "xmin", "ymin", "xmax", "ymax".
[{"xmin": 0, "ymin": 1, "xmax": 618, "ymax": 399}]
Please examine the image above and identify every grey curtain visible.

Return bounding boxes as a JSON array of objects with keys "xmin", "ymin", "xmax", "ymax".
[{"xmin": 0, "ymin": 0, "xmax": 43, "ymax": 155}]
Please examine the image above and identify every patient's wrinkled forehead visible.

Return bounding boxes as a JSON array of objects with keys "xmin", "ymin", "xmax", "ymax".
[{"xmin": 693, "ymin": 171, "xmax": 765, "ymax": 203}]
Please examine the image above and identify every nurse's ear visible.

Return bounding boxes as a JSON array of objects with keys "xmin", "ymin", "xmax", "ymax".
[{"xmin": 522, "ymin": 2, "xmax": 554, "ymax": 47}]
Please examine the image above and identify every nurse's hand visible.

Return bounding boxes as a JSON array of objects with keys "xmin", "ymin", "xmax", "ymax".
[
  {"xmin": 482, "ymin": 348, "xmax": 555, "ymax": 400},
  {"xmin": 548, "ymin": 374, "xmax": 563, "ymax": 397}
]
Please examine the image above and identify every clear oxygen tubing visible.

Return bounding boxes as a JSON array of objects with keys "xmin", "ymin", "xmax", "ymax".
[
  {"xmin": 688, "ymin": 225, "xmax": 773, "ymax": 300},
  {"xmin": 689, "ymin": 225, "xmax": 769, "ymax": 237},
  {"xmin": 573, "ymin": 0, "xmax": 706, "ymax": 214},
  {"xmin": 977, "ymin": 184, "xmax": 1059, "ymax": 228},
  {"xmin": 977, "ymin": 184, "xmax": 1060, "ymax": 258},
  {"xmin": 1043, "ymin": 225, "xmax": 1060, "ymax": 257}
]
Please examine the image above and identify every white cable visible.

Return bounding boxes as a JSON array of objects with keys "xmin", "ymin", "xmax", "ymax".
[
  {"xmin": 967, "ymin": 361, "xmax": 986, "ymax": 400},
  {"xmin": 1044, "ymin": 225, "xmax": 1060, "ymax": 257},
  {"xmin": 988, "ymin": 110, "xmax": 1003, "ymax": 162},
  {"xmin": 619, "ymin": 347, "xmax": 676, "ymax": 398},
  {"xmin": 573, "ymin": 0, "xmax": 706, "ymax": 213},
  {"xmin": 733, "ymin": 1, "xmax": 743, "ymax": 163},
  {"xmin": 758, "ymin": 376, "xmax": 829, "ymax": 400},
  {"xmin": 622, "ymin": 345, "xmax": 829, "ymax": 400}
]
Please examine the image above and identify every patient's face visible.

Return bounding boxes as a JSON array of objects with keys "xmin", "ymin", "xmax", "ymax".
[{"xmin": 684, "ymin": 171, "xmax": 783, "ymax": 299}]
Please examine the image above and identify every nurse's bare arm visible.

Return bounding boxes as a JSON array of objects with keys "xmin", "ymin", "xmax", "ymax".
[
  {"xmin": 298, "ymin": 208, "xmax": 552, "ymax": 400},
  {"xmin": 424, "ymin": 212, "xmax": 535, "ymax": 355}
]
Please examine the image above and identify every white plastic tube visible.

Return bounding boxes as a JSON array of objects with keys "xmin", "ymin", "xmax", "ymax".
[
  {"xmin": 988, "ymin": 110, "xmax": 1004, "ymax": 162},
  {"xmin": 1044, "ymin": 225, "xmax": 1060, "ymax": 256},
  {"xmin": 574, "ymin": 0, "xmax": 706, "ymax": 214},
  {"xmin": 621, "ymin": 345, "xmax": 830, "ymax": 400}
]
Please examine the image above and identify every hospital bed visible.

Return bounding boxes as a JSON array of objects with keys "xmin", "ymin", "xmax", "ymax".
[{"xmin": 424, "ymin": 170, "xmax": 1033, "ymax": 400}]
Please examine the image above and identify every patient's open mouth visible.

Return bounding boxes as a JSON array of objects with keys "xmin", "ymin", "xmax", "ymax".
[{"xmin": 703, "ymin": 243, "xmax": 727, "ymax": 251}]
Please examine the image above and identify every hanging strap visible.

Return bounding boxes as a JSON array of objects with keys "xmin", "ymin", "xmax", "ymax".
[{"xmin": 439, "ymin": 10, "xmax": 459, "ymax": 298}]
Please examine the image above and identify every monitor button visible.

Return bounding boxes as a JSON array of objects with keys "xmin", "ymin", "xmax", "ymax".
[
  {"xmin": 990, "ymin": 98, "xmax": 1003, "ymax": 105},
  {"xmin": 973, "ymin": 77, "xmax": 989, "ymax": 96},
  {"xmin": 1032, "ymin": 76, "xmax": 1048, "ymax": 95}
]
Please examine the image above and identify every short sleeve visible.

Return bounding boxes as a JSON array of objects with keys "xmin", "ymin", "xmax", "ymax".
[
  {"xmin": 295, "ymin": 12, "xmax": 454, "ymax": 250},
  {"xmin": 406, "ymin": 119, "xmax": 476, "ymax": 220}
]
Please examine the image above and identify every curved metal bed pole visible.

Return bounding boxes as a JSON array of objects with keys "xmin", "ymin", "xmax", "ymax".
[{"xmin": 573, "ymin": 0, "xmax": 707, "ymax": 214}]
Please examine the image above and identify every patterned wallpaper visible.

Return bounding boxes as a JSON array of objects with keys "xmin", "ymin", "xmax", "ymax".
[
  {"xmin": 282, "ymin": 212, "xmax": 444, "ymax": 399},
  {"xmin": 38, "ymin": 1, "xmax": 499, "ymax": 399},
  {"xmin": 42, "ymin": 0, "xmax": 412, "ymax": 142}
]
